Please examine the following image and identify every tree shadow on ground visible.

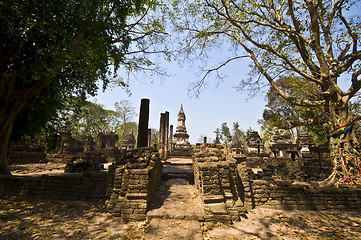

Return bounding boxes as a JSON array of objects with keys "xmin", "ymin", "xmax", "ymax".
[
  {"xmin": 0, "ymin": 196, "xmax": 146, "ymax": 240},
  {"xmin": 278, "ymin": 210, "xmax": 361, "ymax": 239},
  {"xmin": 147, "ymin": 179, "xmax": 186, "ymax": 211},
  {"xmin": 205, "ymin": 208, "xmax": 361, "ymax": 240}
]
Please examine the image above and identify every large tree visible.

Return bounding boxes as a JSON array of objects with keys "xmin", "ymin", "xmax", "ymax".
[
  {"xmin": 168, "ymin": 0, "xmax": 361, "ymax": 184},
  {"xmin": 0, "ymin": 0, "xmax": 167, "ymax": 175},
  {"xmin": 168, "ymin": 0, "xmax": 361, "ymax": 143}
]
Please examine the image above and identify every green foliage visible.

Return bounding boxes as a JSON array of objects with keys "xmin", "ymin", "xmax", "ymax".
[
  {"xmin": 114, "ymin": 100, "xmax": 137, "ymax": 141},
  {"xmin": 220, "ymin": 122, "xmax": 230, "ymax": 144},
  {"xmin": 215, "ymin": 122, "xmax": 251, "ymax": 146},
  {"xmin": 1, "ymin": 0, "xmax": 170, "ymax": 174},
  {"xmin": 150, "ymin": 128, "xmax": 159, "ymax": 147},
  {"xmin": 166, "ymin": 0, "xmax": 361, "ymax": 135},
  {"xmin": 259, "ymin": 77, "xmax": 329, "ymax": 145},
  {"xmin": 233, "ymin": 122, "xmax": 249, "ymax": 149},
  {"xmin": 11, "ymin": 95, "xmax": 86, "ymax": 152},
  {"xmin": 1, "ymin": 0, "xmax": 168, "ymax": 134},
  {"xmin": 70, "ymin": 101, "xmax": 121, "ymax": 140}
]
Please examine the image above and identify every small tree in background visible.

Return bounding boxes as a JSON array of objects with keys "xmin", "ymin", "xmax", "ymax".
[{"xmin": 115, "ymin": 100, "xmax": 137, "ymax": 146}]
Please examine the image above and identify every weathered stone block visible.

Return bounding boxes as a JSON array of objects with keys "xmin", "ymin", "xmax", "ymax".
[
  {"xmin": 206, "ymin": 202, "xmax": 227, "ymax": 214},
  {"xmin": 126, "ymin": 193, "xmax": 148, "ymax": 200},
  {"xmin": 203, "ymin": 195, "xmax": 224, "ymax": 204}
]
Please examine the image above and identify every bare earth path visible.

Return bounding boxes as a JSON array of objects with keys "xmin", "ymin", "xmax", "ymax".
[
  {"xmin": 1, "ymin": 162, "xmax": 361, "ymax": 239},
  {"xmin": 145, "ymin": 178, "xmax": 204, "ymax": 239}
]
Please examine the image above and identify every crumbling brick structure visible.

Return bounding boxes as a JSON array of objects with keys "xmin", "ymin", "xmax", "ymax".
[
  {"xmin": 106, "ymin": 148, "xmax": 162, "ymax": 221},
  {"xmin": 192, "ymin": 144, "xmax": 247, "ymax": 222},
  {"xmin": 192, "ymin": 143, "xmax": 361, "ymax": 223}
]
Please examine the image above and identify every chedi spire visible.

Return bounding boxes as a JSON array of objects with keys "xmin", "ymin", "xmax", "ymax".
[{"xmin": 172, "ymin": 104, "xmax": 191, "ymax": 156}]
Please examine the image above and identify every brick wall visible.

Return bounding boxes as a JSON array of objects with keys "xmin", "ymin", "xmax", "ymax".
[
  {"xmin": 0, "ymin": 172, "xmax": 108, "ymax": 202},
  {"xmin": 243, "ymin": 179, "xmax": 361, "ymax": 211}
]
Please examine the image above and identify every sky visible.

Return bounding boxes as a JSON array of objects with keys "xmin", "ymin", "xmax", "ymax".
[{"xmin": 92, "ymin": 57, "xmax": 267, "ymax": 144}]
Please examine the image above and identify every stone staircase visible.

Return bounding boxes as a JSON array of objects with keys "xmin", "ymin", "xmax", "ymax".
[{"xmin": 162, "ymin": 157, "xmax": 194, "ymax": 183}]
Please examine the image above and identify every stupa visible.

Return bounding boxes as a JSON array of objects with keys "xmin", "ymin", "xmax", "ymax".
[
  {"xmin": 246, "ymin": 131, "xmax": 265, "ymax": 154},
  {"xmin": 172, "ymin": 105, "xmax": 191, "ymax": 156}
]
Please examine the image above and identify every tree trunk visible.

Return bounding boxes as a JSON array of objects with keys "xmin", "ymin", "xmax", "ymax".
[
  {"xmin": 0, "ymin": 113, "xmax": 16, "ymax": 175},
  {"xmin": 329, "ymin": 100, "xmax": 358, "ymax": 149},
  {"xmin": 322, "ymin": 99, "xmax": 360, "ymax": 185}
]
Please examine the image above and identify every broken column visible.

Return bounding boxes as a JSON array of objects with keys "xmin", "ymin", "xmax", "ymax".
[
  {"xmin": 137, "ymin": 98, "xmax": 150, "ymax": 148},
  {"xmin": 164, "ymin": 111, "xmax": 169, "ymax": 158},
  {"xmin": 192, "ymin": 144, "xmax": 246, "ymax": 222},
  {"xmin": 169, "ymin": 125, "xmax": 174, "ymax": 154},
  {"xmin": 158, "ymin": 113, "xmax": 166, "ymax": 158}
]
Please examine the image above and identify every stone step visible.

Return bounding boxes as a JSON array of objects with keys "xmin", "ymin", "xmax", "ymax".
[
  {"xmin": 163, "ymin": 165, "xmax": 193, "ymax": 173},
  {"xmin": 164, "ymin": 157, "xmax": 193, "ymax": 165},
  {"xmin": 147, "ymin": 211, "xmax": 204, "ymax": 221},
  {"xmin": 162, "ymin": 165, "xmax": 194, "ymax": 183}
]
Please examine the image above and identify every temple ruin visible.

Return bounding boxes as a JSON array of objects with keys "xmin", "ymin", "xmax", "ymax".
[
  {"xmin": 2, "ymin": 99, "xmax": 361, "ymax": 225},
  {"xmin": 172, "ymin": 104, "xmax": 191, "ymax": 157}
]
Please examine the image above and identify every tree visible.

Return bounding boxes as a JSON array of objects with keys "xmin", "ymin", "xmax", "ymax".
[
  {"xmin": 259, "ymin": 77, "xmax": 329, "ymax": 145},
  {"xmin": 233, "ymin": 122, "xmax": 251, "ymax": 149},
  {"xmin": 0, "ymin": 0, "xmax": 168, "ymax": 175},
  {"xmin": 168, "ymin": 0, "xmax": 361, "ymax": 141},
  {"xmin": 150, "ymin": 128, "xmax": 159, "ymax": 147},
  {"xmin": 232, "ymin": 122, "xmax": 242, "ymax": 147},
  {"xmin": 70, "ymin": 101, "xmax": 121, "ymax": 140},
  {"xmin": 115, "ymin": 100, "xmax": 137, "ymax": 145},
  {"xmin": 219, "ymin": 122, "xmax": 231, "ymax": 144},
  {"xmin": 168, "ymin": 0, "xmax": 361, "ymax": 183},
  {"xmin": 27, "ymin": 96, "xmax": 86, "ymax": 153}
]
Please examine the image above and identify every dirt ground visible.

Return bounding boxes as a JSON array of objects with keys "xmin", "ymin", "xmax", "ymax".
[
  {"xmin": 2, "ymin": 163, "xmax": 361, "ymax": 239},
  {"xmin": 1, "ymin": 196, "xmax": 360, "ymax": 240}
]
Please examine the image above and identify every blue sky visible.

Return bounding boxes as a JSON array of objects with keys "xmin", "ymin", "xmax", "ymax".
[{"xmin": 93, "ymin": 57, "xmax": 267, "ymax": 144}]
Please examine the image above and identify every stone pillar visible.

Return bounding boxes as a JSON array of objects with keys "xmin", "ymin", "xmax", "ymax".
[
  {"xmin": 169, "ymin": 125, "xmax": 173, "ymax": 154},
  {"xmin": 165, "ymin": 111, "xmax": 169, "ymax": 159},
  {"xmin": 137, "ymin": 98, "xmax": 150, "ymax": 148},
  {"xmin": 158, "ymin": 113, "xmax": 166, "ymax": 158},
  {"xmin": 203, "ymin": 137, "xmax": 207, "ymax": 144}
]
